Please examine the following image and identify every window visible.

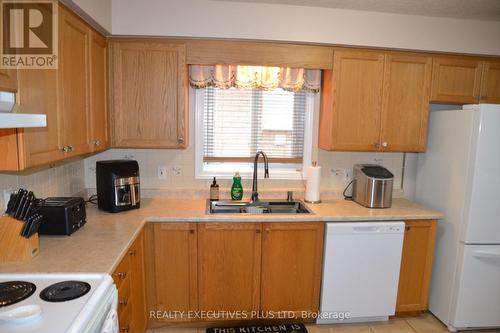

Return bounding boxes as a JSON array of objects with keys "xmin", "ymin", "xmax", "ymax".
[{"xmin": 195, "ymin": 87, "xmax": 316, "ymax": 180}]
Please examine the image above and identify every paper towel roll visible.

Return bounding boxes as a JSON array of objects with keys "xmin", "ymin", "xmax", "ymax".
[{"xmin": 305, "ymin": 164, "xmax": 321, "ymax": 203}]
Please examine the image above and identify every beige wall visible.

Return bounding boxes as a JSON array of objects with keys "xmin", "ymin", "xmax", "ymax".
[
  {"xmin": 111, "ymin": 0, "xmax": 500, "ymax": 55},
  {"xmin": 69, "ymin": 0, "xmax": 112, "ymax": 32}
]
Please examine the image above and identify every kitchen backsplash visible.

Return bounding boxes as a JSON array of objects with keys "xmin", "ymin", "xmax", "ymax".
[
  {"xmin": 83, "ymin": 148, "xmax": 413, "ymax": 200},
  {"xmin": 0, "ymin": 159, "xmax": 86, "ymax": 211}
]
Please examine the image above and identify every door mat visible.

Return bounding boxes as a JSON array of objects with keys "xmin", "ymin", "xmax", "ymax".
[{"xmin": 207, "ymin": 323, "xmax": 307, "ymax": 333}]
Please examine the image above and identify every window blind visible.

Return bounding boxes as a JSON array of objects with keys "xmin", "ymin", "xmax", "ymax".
[{"xmin": 203, "ymin": 87, "xmax": 306, "ymax": 163}]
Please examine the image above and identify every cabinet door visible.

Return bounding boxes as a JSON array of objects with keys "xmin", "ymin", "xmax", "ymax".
[
  {"xmin": 319, "ymin": 50, "xmax": 385, "ymax": 151},
  {"xmin": 145, "ymin": 223, "xmax": 198, "ymax": 322},
  {"xmin": 0, "ymin": 69, "xmax": 18, "ymax": 92},
  {"xmin": 198, "ymin": 223, "xmax": 261, "ymax": 314},
  {"xmin": 430, "ymin": 57, "xmax": 483, "ymax": 104},
  {"xmin": 89, "ymin": 30, "xmax": 109, "ymax": 152},
  {"xmin": 396, "ymin": 220, "xmax": 437, "ymax": 313},
  {"xmin": 58, "ymin": 7, "xmax": 90, "ymax": 156},
  {"xmin": 480, "ymin": 60, "xmax": 500, "ymax": 103},
  {"xmin": 261, "ymin": 223, "xmax": 324, "ymax": 315},
  {"xmin": 380, "ymin": 54, "xmax": 432, "ymax": 152},
  {"xmin": 129, "ymin": 230, "xmax": 147, "ymax": 332},
  {"xmin": 17, "ymin": 69, "xmax": 63, "ymax": 169},
  {"xmin": 111, "ymin": 41, "xmax": 188, "ymax": 148}
]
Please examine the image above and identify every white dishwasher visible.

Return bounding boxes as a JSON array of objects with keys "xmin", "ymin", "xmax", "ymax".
[{"xmin": 318, "ymin": 222, "xmax": 405, "ymax": 324}]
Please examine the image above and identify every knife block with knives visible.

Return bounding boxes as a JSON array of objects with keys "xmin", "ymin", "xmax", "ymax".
[{"xmin": 0, "ymin": 189, "xmax": 41, "ymax": 263}]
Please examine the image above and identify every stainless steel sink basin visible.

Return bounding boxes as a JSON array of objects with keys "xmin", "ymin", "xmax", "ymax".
[{"xmin": 207, "ymin": 200, "xmax": 312, "ymax": 214}]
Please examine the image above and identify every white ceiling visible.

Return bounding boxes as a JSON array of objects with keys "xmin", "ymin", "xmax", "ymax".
[{"xmin": 218, "ymin": 0, "xmax": 500, "ymax": 21}]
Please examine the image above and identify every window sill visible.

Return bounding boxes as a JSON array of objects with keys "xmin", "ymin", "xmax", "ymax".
[{"xmin": 195, "ymin": 169, "xmax": 305, "ymax": 180}]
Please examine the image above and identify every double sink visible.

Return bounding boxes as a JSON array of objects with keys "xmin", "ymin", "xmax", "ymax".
[{"xmin": 207, "ymin": 200, "xmax": 312, "ymax": 214}]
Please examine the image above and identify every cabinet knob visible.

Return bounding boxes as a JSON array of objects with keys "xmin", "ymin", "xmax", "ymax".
[
  {"xmin": 256, "ymin": 229, "xmax": 261, "ymax": 233},
  {"xmin": 120, "ymin": 325, "xmax": 130, "ymax": 333},
  {"xmin": 94, "ymin": 139, "xmax": 101, "ymax": 146},
  {"xmin": 114, "ymin": 272, "xmax": 127, "ymax": 279},
  {"xmin": 405, "ymin": 226, "xmax": 411, "ymax": 231},
  {"xmin": 62, "ymin": 146, "xmax": 71, "ymax": 153},
  {"xmin": 178, "ymin": 137, "xmax": 184, "ymax": 144},
  {"xmin": 119, "ymin": 298, "xmax": 128, "ymax": 306},
  {"xmin": 189, "ymin": 229, "xmax": 195, "ymax": 234},
  {"xmin": 128, "ymin": 250, "xmax": 136, "ymax": 256},
  {"xmin": 381, "ymin": 142, "xmax": 388, "ymax": 148}
]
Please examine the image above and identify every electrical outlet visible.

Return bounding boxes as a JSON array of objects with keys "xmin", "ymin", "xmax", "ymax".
[
  {"xmin": 158, "ymin": 166, "xmax": 167, "ymax": 180},
  {"xmin": 172, "ymin": 166, "xmax": 181, "ymax": 175}
]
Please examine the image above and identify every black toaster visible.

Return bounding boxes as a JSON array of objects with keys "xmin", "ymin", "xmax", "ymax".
[{"xmin": 38, "ymin": 197, "xmax": 87, "ymax": 236}]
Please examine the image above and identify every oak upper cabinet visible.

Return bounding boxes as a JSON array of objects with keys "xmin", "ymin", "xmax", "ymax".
[
  {"xmin": 197, "ymin": 223, "xmax": 262, "ymax": 314},
  {"xmin": 319, "ymin": 50, "xmax": 385, "ymax": 151},
  {"xmin": 0, "ymin": 69, "xmax": 18, "ymax": 92},
  {"xmin": 89, "ymin": 30, "xmax": 109, "ymax": 152},
  {"xmin": 380, "ymin": 53, "xmax": 432, "ymax": 152},
  {"xmin": 58, "ymin": 7, "xmax": 91, "ymax": 156},
  {"xmin": 430, "ymin": 56, "xmax": 483, "ymax": 104},
  {"xmin": 396, "ymin": 220, "xmax": 437, "ymax": 314},
  {"xmin": 145, "ymin": 223, "xmax": 198, "ymax": 323},
  {"xmin": 320, "ymin": 50, "xmax": 433, "ymax": 152},
  {"xmin": 480, "ymin": 60, "xmax": 500, "ymax": 103},
  {"xmin": 110, "ymin": 41, "xmax": 188, "ymax": 148},
  {"xmin": 260, "ymin": 223, "xmax": 324, "ymax": 315}
]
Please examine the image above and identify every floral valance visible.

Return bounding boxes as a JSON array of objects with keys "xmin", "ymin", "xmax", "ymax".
[{"xmin": 189, "ymin": 64, "xmax": 321, "ymax": 93}]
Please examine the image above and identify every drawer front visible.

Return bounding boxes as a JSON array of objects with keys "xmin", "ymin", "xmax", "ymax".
[{"xmin": 113, "ymin": 254, "xmax": 131, "ymax": 289}]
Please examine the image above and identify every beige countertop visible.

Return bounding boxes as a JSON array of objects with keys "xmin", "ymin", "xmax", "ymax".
[{"xmin": 0, "ymin": 197, "xmax": 442, "ymax": 274}]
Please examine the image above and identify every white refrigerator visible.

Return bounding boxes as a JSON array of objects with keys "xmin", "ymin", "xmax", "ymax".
[{"xmin": 416, "ymin": 104, "xmax": 500, "ymax": 332}]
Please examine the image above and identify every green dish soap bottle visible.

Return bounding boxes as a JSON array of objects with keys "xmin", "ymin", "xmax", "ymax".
[{"xmin": 231, "ymin": 171, "xmax": 243, "ymax": 201}]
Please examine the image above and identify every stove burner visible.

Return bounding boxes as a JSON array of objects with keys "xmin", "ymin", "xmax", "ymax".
[
  {"xmin": 40, "ymin": 281, "xmax": 91, "ymax": 302},
  {"xmin": 0, "ymin": 281, "xmax": 37, "ymax": 308}
]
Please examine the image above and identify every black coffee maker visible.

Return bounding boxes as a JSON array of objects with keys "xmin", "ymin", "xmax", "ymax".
[{"xmin": 96, "ymin": 160, "xmax": 140, "ymax": 213}]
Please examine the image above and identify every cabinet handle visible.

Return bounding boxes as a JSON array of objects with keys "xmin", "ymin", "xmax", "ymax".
[
  {"xmin": 62, "ymin": 146, "xmax": 71, "ymax": 153},
  {"xmin": 120, "ymin": 325, "xmax": 130, "ymax": 333},
  {"xmin": 381, "ymin": 142, "xmax": 388, "ymax": 148},
  {"xmin": 128, "ymin": 250, "xmax": 136, "ymax": 256},
  {"xmin": 114, "ymin": 272, "xmax": 127, "ymax": 279},
  {"xmin": 119, "ymin": 298, "xmax": 128, "ymax": 306}
]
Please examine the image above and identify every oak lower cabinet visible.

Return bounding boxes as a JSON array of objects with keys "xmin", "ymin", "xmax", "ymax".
[
  {"xmin": 197, "ymin": 223, "xmax": 262, "ymax": 314},
  {"xmin": 319, "ymin": 50, "xmax": 432, "ymax": 152},
  {"xmin": 145, "ymin": 223, "xmax": 198, "ymax": 323},
  {"xmin": 110, "ymin": 40, "xmax": 188, "ymax": 148},
  {"xmin": 396, "ymin": 220, "xmax": 437, "ymax": 314},
  {"xmin": 113, "ymin": 230, "xmax": 147, "ymax": 333},
  {"xmin": 261, "ymin": 223, "xmax": 324, "ymax": 316},
  {"xmin": 0, "ymin": 69, "xmax": 17, "ymax": 92}
]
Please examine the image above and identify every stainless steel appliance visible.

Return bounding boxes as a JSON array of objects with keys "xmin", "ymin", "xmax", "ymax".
[
  {"xmin": 96, "ymin": 160, "xmax": 140, "ymax": 213},
  {"xmin": 352, "ymin": 164, "xmax": 393, "ymax": 208}
]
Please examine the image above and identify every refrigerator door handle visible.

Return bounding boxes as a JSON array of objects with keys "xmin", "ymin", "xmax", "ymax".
[{"xmin": 472, "ymin": 250, "xmax": 500, "ymax": 260}]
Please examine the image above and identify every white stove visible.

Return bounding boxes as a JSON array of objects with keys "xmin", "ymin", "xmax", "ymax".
[{"xmin": 0, "ymin": 273, "xmax": 117, "ymax": 333}]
